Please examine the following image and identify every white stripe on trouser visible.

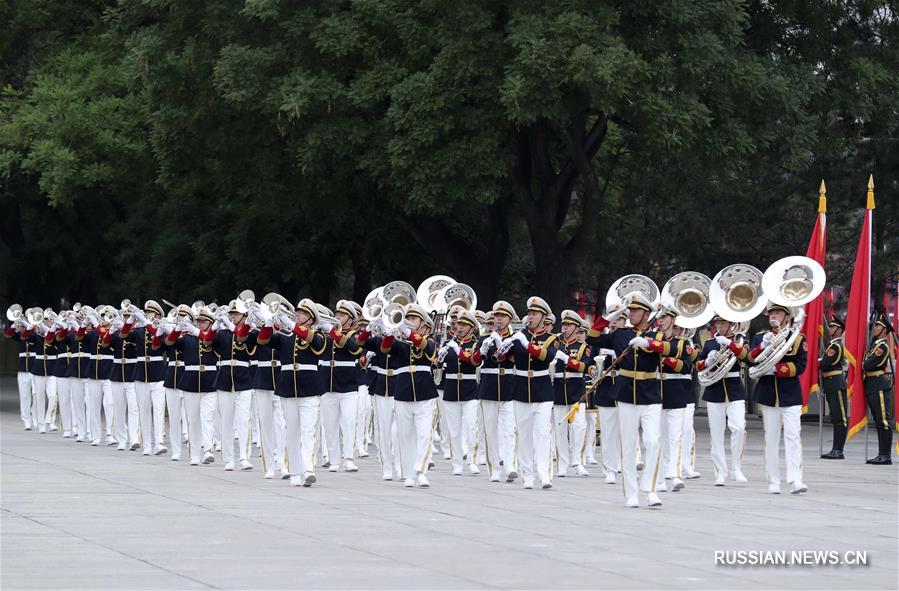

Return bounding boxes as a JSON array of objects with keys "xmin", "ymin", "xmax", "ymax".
[
  {"xmin": 183, "ymin": 392, "xmax": 216, "ymax": 462},
  {"xmin": 254, "ymin": 389, "xmax": 277, "ymax": 472},
  {"xmin": 125, "ymin": 383, "xmax": 139, "ymax": 446},
  {"xmin": 760, "ymin": 404, "xmax": 803, "ymax": 485},
  {"xmin": 707, "ymin": 400, "xmax": 746, "ymax": 478},
  {"xmin": 17, "ymin": 372, "xmax": 34, "ymax": 427},
  {"xmin": 513, "ymin": 400, "xmax": 553, "ymax": 483},
  {"xmin": 617, "ymin": 402, "xmax": 661, "ymax": 498},
  {"xmin": 217, "ymin": 390, "xmax": 253, "ymax": 464},
  {"xmin": 109, "ymin": 382, "xmax": 129, "ymax": 446},
  {"xmin": 46, "ymin": 376, "xmax": 58, "ymax": 427},
  {"xmin": 658, "ymin": 408, "xmax": 685, "ymax": 479},
  {"xmin": 372, "ymin": 395, "xmax": 401, "ymax": 478},
  {"xmin": 85, "ymin": 379, "xmax": 104, "ymax": 443},
  {"xmin": 134, "ymin": 381, "xmax": 166, "ymax": 452},
  {"xmin": 69, "ymin": 377, "xmax": 87, "ymax": 437},
  {"xmin": 598, "ymin": 406, "xmax": 621, "ymax": 475},
  {"xmin": 281, "ymin": 396, "xmax": 320, "ymax": 477},
  {"xmin": 395, "ymin": 398, "xmax": 437, "ymax": 477},
  {"xmin": 480, "ymin": 400, "xmax": 517, "ymax": 479},
  {"xmin": 355, "ymin": 386, "xmax": 372, "ymax": 453},
  {"xmin": 552, "ymin": 403, "xmax": 586, "ymax": 469},
  {"xmin": 584, "ymin": 411, "xmax": 598, "ymax": 462},
  {"xmin": 442, "ymin": 399, "xmax": 479, "ymax": 472},
  {"xmin": 321, "ymin": 391, "xmax": 359, "ymax": 462},
  {"xmin": 101, "ymin": 379, "xmax": 114, "ymax": 437},
  {"xmin": 681, "ymin": 403, "xmax": 697, "ymax": 473},
  {"xmin": 32, "ymin": 375, "xmax": 49, "ymax": 428},
  {"xmin": 55, "ymin": 376, "xmax": 72, "ymax": 432},
  {"xmin": 164, "ymin": 387, "xmax": 183, "ymax": 459}
]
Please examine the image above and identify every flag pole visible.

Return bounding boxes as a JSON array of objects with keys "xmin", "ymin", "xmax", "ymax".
[{"xmin": 816, "ymin": 181, "xmax": 827, "ymax": 458}]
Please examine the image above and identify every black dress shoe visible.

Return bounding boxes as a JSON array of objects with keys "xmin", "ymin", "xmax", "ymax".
[
  {"xmin": 821, "ymin": 450, "xmax": 844, "ymax": 459},
  {"xmin": 867, "ymin": 455, "xmax": 893, "ymax": 465}
]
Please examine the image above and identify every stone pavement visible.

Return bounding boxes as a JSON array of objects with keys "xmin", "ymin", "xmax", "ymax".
[{"xmin": 1, "ymin": 377, "xmax": 896, "ymax": 590}]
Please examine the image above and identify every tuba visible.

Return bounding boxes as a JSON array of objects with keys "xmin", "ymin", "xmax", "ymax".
[
  {"xmin": 6, "ymin": 304, "xmax": 23, "ymax": 324},
  {"xmin": 698, "ymin": 264, "xmax": 766, "ymax": 385},
  {"xmin": 416, "ymin": 275, "xmax": 456, "ymax": 313},
  {"xmin": 748, "ymin": 256, "xmax": 825, "ymax": 379},
  {"xmin": 605, "ymin": 274, "xmax": 659, "ymax": 320},
  {"xmin": 661, "ymin": 271, "xmax": 714, "ymax": 329}
]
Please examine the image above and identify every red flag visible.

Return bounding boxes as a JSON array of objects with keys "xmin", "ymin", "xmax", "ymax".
[
  {"xmin": 891, "ymin": 284, "xmax": 898, "ymax": 436},
  {"xmin": 799, "ymin": 181, "xmax": 827, "ymax": 413},
  {"xmin": 846, "ymin": 177, "xmax": 875, "ymax": 442}
]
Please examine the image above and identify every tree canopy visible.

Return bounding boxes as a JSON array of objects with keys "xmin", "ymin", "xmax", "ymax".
[{"xmin": 2, "ymin": 0, "xmax": 897, "ymax": 314}]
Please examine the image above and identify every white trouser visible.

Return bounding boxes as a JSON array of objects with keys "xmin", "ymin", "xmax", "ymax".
[
  {"xmin": 355, "ymin": 386, "xmax": 372, "ymax": 452},
  {"xmin": 282, "ymin": 396, "xmax": 320, "ymax": 477},
  {"xmin": 109, "ymin": 382, "xmax": 129, "ymax": 446},
  {"xmin": 659, "ymin": 408, "xmax": 685, "ymax": 479},
  {"xmin": 46, "ymin": 376, "xmax": 58, "ymax": 426},
  {"xmin": 513, "ymin": 400, "xmax": 553, "ymax": 483},
  {"xmin": 272, "ymin": 397, "xmax": 287, "ymax": 468},
  {"xmin": 598, "ymin": 406, "xmax": 621, "ymax": 474},
  {"xmin": 125, "ymin": 382, "xmax": 139, "ymax": 446},
  {"xmin": 254, "ymin": 390, "xmax": 277, "ymax": 472},
  {"xmin": 437, "ymin": 391, "xmax": 451, "ymax": 454},
  {"xmin": 552, "ymin": 403, "xmax": 586, "ymax": 469},
  {"xmin": 134, "ymin": 381, "xmax": 165, "ymax": 452},
  {"xmin": 102, "ymin": 379, "xmax": 114, "ymax": 436},
  {"xmin": 184, "ymin": 392, "xmax": 216, "ymax": 462},
  {"xmin": 69, "ymin": 377, "xmax": 87, "ymax": 437},
  {"xmin": 618, "ymin": 402, "xmax": 661, "ymax": 498},
  {"xmin": 32, "ymin": 375, "xmax": 49, "ymax": 428},
  {"xmin": 584, "ymin": 410, "xmax": 598, "ymax": 461},
  {"xmin": 681, "ymin": 403, "xmax": 697, "ymax": 473},
  {"xmin": 761, "ymin": 404, "xmax": 803, "ymax": 485},
  {"xmin": 477, "ymin": 407, "xmax": 487, "ymax": 463},
  {"xmin": 55, "ymin": 376, "xmax": 72, "ymax": 432},
  {"xmin": 85, "ymin": 379, "xmax": 105, "ymax": 443},
  {"xmin": 372, "ymin": 395, "xmax": 401, "ymax": 477},
  {"xmin": 18, "ymin": 372, "xmax": 34, "ymax": 427},
  {"xmin": 395, "ymin": 398, "xmax": 437, "ymax": 477},
  {"xmin": 217, "ymin": 390, "xmax": 253, "ymax": 464},
  {"xmin": 321, "ymin": 390, "xmax": 359, "ymax": 462},
  {"xmin": 442, "ymin": 399, "xmax": 479, "ymax": 471},
  {"xmin": 480, "ymin": 400, "xmax": 517, "ymax": 478},
  {"xmin": 707, "ymin": 400, "xmax": 746, "ymax": 477},
  {"xmin": 164, "ymin": 388, "xmax": 183, "ymax": 458}
]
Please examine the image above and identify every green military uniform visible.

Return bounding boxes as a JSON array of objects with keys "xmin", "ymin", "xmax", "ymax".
[
  {"xmin": 863, "ymin": 313, "xmax": 895, "ymax": 465},
  {"xmin": 820, "ymin": 335, "xmax": 847, "ymax": 458}
]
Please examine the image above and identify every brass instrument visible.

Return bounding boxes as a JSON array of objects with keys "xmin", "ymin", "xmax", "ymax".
[
  {"xmin": 6, "ymin": 304, "xmax": 23, "ymax": 324},
  {"xmin": 260, "ymin": 292, "xmax": 295, "ymax": 336},
  {"xmin": 748, "ymin": 256, "xmax": 826, "ymax": 379},
  {"xmin": 605, "ymin": 274, "xmax": 660, "ymax": 319},
  {"xmin": 661, "ymin": 271, "xmax": 714, "ymax": 329},
  {"xmin": 698, "ymin": 264, "xmax": 765, "ymax": 385}
]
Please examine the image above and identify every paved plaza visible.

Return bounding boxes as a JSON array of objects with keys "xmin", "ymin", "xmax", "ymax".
[{"xmin": 1, "ymin": 378, "xmax": 896, "ymax": 590}]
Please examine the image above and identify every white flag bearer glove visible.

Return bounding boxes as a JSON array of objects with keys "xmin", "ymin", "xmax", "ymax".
[{"xmin": 629, "ymin": 336, "xmax": 650, "ymax": 349}]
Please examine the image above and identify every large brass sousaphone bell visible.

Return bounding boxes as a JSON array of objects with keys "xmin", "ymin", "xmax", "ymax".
[
  {"xmin": 605, "ymin": 274, "xmax": 660, "ymax": 315},
  {"xmin": 661, "ymin": 271, "xmax": 713, "ymax": 329}
]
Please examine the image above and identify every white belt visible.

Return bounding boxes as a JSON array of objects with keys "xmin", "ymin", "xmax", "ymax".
[
  {"xmin": 36, "ymin": 355, "xmax": 57, "ymax": 360},
  {"xmin": 72, "ymin": 352, "xmax": 90, "ymax": 358},
  {"xmin": 375, "ymin": 366, "xmax": 432, "ymax": 376},
  {"xmin": 218, "ymin": 360, "xmax": 250, "ymax": 368},
  {"xmin": 445, "ymin": 373, "xmax": 478, "ymax": 381},
  {"xmin": 113, "ymin": 359, "xmax": 137, "ymax": 364},
  {"xmin": 320, "ymin": 360, "xmax": 357, "ymax": 368},
  {"xmin": 183, "ymin": 365, "xmax": 213, "ymax": 372},
  {"xmin": 479, "ymin": 367, "xmax": 512, "ymax": 376},
  {"xmin": 137, "ymin": 356, "xmax": 164, "ymax": 362},
  {"xmin": 91, "ymin": 354, "xmax": 114, "ymax": 361},
  {"xmin": 725, "ymin": 371, "xmax": 742, "ymax": 379},
  {"xmin": 255, "ymin": 361, "xmax": 278, "ymax": 368},
  {"xmin": 515, "ymin": 369, "xmax": 551, "ymax": 378},
  {"xmin": 18, "ymin": 352, "xmax": 35, "ymax": 358},
  {"xmin": 280, "ymin": 363, "xmax": 319, "ymax": 372},
  {"xmin": 563, "ymin": 371, "xmax": 584, "ymax": 379},
  {"xmin": 662, "ymin": 374, "xmax": 692, "ymax": 381},
  {"xmin": 167, "ymin": 361, "xmax": 184, "ymax": 367}
]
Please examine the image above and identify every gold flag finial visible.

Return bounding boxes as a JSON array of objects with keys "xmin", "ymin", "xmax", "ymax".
[
  {"xmin": 818, "ymin": 180, "xmax": 827, "ymax": 213},
  {"xmin": 867, "ymin": 174, "xmax": 875, "ymax": 210}
]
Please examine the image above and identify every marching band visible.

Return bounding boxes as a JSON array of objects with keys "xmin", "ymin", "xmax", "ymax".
[{"xmin": 5, "ymin": 256, "xmax": 895, "ymax": 508}]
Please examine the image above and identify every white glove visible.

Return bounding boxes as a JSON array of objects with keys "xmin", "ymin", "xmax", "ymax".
[
  {"xmin": 263, "ymin": 311, "xmax": 275, "ymax": 327},
  {"xmin": 447, "ymin": 340, "xmax": 460, "ymax": 353},
  {"xmin": 492, "ymin": 331, "xmax": 503, "ymax": 347},
  {"xmin": 715, "ymin": 335, "xmax": 732, "ymax": 347},
  {"xmin": 554, "ymin": 350, "xmax": 571, "ymax": 364},
  {"xmin": 183, "ymin": 323, "xmax": 200, "ymax": 338},
  {"xmin": 278, "ymin": 312, "xmax": 296, "ymax": 331},
  {"xmin": 629, "ymin": 336, "xmax": 650, "ymax": 349},
  {"xmin": 760, "ymin": 331, "xmax": 774, "ymax": 350},
  {"xmin": 111, "ymin": 319, "xmax": 125, "ymax": 333},
  {"xmin": 706, "ymin": 349, "xmax": 719, "ymax": 364},
  {"xmin": 87, "ymin": 314, "xmax": 100, "ymax": 327},
  {"xmin": 133, "ymin": 309, "xmax": 148, "ymax": 325},
  {"xmin": 399, "ymin": 323, "xmax": 412, "ymax": 338},
  {"xmin": 67, "ymin": 318, "xmax": 79, "ymax": 331},
  {"xmin": 479, "ymin": 339, "xmax": 492, "ymax": 356},
  {"xmin": 223, "ymin": 317, "xmax": 237, "ymax": 332},
  {"xmin": 513, "ymin": 331, "xmax": 528, "ymax": 346},
  {"xmin": 20, "ymin": 318, "xmax": 34, "ymax": 330},
  {"xmin": 155, "ymin": 322, "xmax": 170, "ymax": 336},
  {"xmin": 319, "ymin": 320, "xmax": 336, "ymax": 334}
]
